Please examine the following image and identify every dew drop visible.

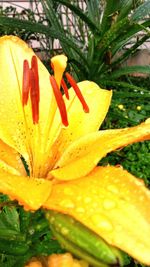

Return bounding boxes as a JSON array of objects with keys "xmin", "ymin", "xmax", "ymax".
[
  {"xmin": 76, "ymin": 207, "xmax": 85, "ymax": 213},
  {"xmin": 115, "ymin": 224, "xmax": 123, "ymax": 232},
  {"xmin": 91, "ymin": 214, "xmax": 113, "ymax": 231},
  {"xmin": 103, "ymin": 199, "xmax": 116, "ymax": 210},
  {"xmin": 113, "ymin": 235, "xmax": 123, "ymax": 246},
  {"xmin": 64, "ymin": 187, "xmax": 73, "ymax": 196},
  {"xmin": 86, "ymin": 88, "xmax": 93, "ymax": 95},
  {"xmin": 60, "ymin": 199, "xmax": 75, "ymax": 209},
  {"xmin": 61, "ymin": 227, "xmax": 69, "ymax": 236},
  {"xmin": 49, "ymin": 216, "xmax": 55, "ymax": 224},
  {"xmin": 84, "ymin": 197, "xmax": 91, "ymax": 204},
  {"xmin": 107, "ymin": 185, "xmax": 119, "ymax": 194},
  {"xmin": 134, "ymin": 179, "xmax": 144, "ymax": 186},
  {"xmin": 139, "ymin": 195, "xmax": 144, "ymax": 201}
]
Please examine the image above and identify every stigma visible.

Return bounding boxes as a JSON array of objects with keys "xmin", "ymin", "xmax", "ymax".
[{"xmin": 22, "ymin": 55, "xmax": 89, "ymax": 126}]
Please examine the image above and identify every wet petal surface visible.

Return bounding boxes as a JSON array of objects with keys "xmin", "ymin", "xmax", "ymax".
[
  {"xmin": 0, "ymin": 138, "xmax": 26, "ymax": 175},
  {"xmin": 47, "ymin": 84, "xmax": 112, "ymax": 171},
  {"xmin": 0, "ymin": 36, "xmax": 61, "ymax": 177},
  {"xmin": 44, "ymin": 166, "xmax": 150, "ymax": 265},
  {"xmin": 50, "ymin": 119, "xmax": 150, "ymax": 180},
  {"xmin": 0, "ymin": 170, "xmax": 52, "ymax": 210}
]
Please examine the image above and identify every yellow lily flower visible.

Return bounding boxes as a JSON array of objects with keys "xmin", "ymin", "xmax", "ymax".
[{"xmin": 0, "ymin": 35, "xmax": 150, "ymax": 265}]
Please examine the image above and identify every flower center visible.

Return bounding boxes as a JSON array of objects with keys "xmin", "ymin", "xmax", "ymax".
[{"xmin": 22, "ymin": 55, "xmax": 89, "ymax": 126}]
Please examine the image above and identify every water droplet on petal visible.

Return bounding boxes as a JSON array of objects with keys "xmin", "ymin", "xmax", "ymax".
[
  {"xmin": 84, "ymin": 197, "xmax": 91, "ymax": 204},
  {"xmin": 76, "ymin": 207, "xmax": 85, "ymax": 213},
  {"xmin": 113, "ymin": 235, "xmax": 123, "ymax": 246},
  {"xmin": 107, "ymin": 185, "xmax": 119, "ymax": 194},
  {"xmin": 91, "ymin": 214, "xmax": 113, "ymax": 232},
  {"xmin": 60, "ymin": 199, "xmax": 75, "ymax": 209},
  {"xmin": 64, "ymin": 187, "xmax": 73, "ymax": 196},
  {"xmin": 134, "ymin": 179, "xmax": 144, "ymax": 186},
  {"xmin": 103, "ymin": 199, "xmax": 116, "ymax": 210},
  {"xmin": 139, "ymin": 195, "xmax": 144, "ymax": 201},
  {"xmin": 86, "ymin": 89, "xmax": 93, "ymax": 95},
  {"xmin": 115, "ymin": 224, "xmax": 123, "ymax": 232}
]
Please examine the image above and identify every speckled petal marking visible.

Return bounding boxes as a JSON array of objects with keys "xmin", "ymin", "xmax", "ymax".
[{"xmin": 50, "ymin": 119, "xmax": 150, "ymax": 180}]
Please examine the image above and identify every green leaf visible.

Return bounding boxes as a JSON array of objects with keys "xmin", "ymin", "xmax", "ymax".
[
  {"xmin": 113, "ymin": 91, "xmax": 150, "ymax": 98},
  {"xmin": 117, "ymin": 0, "xmax": 133, "ymax": 21},
  {"xmin": 86, "ymin": 0, "xmax": 102, "ymax": 26},
  {"xmin": 97, "ymin": 17, "xmax": 130, "ymax": 61},
  {"xmin": 54, "ymin": 0, "xmax": 100, "ymax": 33},
  {"xmin": 110, "ymin": 65, "xmax": 150, "ymax": 79},
  {"xmin": 101, "ymin": 80, "xmax": 150, "ymax": 95},
  {"xmin": 112, "ymin": 35, "xmax": 150, "ymax": 66},
  {"xmin": 0, "ymin": 206, "xmax": 20, "ymax": 232},
  {"xmin": 100, "ymin": 0, "xmax": 121, "ymax": 35},
  {"xmin": 0, "ymin": 16, "xmax": 87, "ymax": 63},
  {"xmin": 111, "ymin": 20, "xmax": 150, "ymax": 57},
  {"xmin": 131, "ymin": 1, "xmax": 150, "ymax": 21}
]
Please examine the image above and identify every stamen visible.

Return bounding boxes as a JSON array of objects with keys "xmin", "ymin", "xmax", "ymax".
[
  {"xmin": 50, "ymin": 76, "xmax": 68, "ymax": 127},
  {"xmin": 30, "ymin": 68, "xmax": 39, "ymax": 124},
  {"xmin": 31, "ymin": 55, "xmax": 40, "ymax": 103},
  {"xmin": 22, "ymin": 60, "xmax": 30, "ymax": 106},
  {"xmin": 61, "ymin": 78, "xmax": 69, "ymax": 99},
  {"xmin": 22, "ymin": 56, "xmax": 40, "ymax": 124},
  {"xmin": 65, "ymin": 72, "xmax": 89, "ymax": 113}
]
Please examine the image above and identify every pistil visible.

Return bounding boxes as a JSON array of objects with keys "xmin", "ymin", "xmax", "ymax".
[{"xmin": 22, "ymin": 54, "xmax": 89, "ymax": 127}]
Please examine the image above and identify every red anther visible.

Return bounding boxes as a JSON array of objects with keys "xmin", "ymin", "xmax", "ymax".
[
  {"xmin": 61, "ymin": 78, "xmax": 69, "ymax": 99},
  {"xmin": 22, "ymin": 59, "xmax": 30, "ymax": 106},
  {"xmin": 30, "ymin": 69, "xmax": 39, "ymax": 124},
  {"xmin": 31, "ymin": 55, "xmax": 40, "ymax": 103},
  {"xmin": 65, "ymin": 72, "xmax": 89, "ymax": 113},
  {"xmin": 50, "ymin": 76, "xmax": 68, "ymax": 127}
]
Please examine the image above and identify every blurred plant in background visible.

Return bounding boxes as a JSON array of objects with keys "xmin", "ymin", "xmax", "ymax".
[{"xmin": 0, "ymin": 2, "xmax": 54, "ymax": 58}]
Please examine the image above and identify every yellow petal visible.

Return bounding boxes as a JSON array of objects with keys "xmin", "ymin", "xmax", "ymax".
[
  {"xmin": 47, "ymin": 83, "xmax": 112, "ymax": 171},
  {"xmin": 0, "ymin": 36, "xmax": 60, "ymax": 176},
  {"xmin": 50, "ymin": 119, "xmax": 150, "ymax": 180},
  {"xmin": 0, "ymin": 170, "xmax": 52, "ymax": 210},
  {"xmin": 44, "ymin": 166, "xmax": 150, "ymax": 265},
  {"xmin": 0, "ymin": 138, "xmax": 26, "ymax": 176}
]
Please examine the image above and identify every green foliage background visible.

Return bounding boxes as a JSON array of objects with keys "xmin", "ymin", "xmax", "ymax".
[{"xmin": 101, "ymin": 76, "xmax": 150, "ymax": 187}]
